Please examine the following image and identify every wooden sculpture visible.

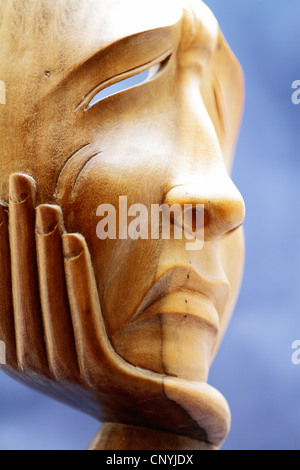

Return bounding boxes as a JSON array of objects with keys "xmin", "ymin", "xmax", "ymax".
[{"xmin": 0, "ymin": 0, "xmax": 245, "ymax": 450}]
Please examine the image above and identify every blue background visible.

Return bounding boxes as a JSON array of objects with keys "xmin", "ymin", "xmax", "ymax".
[{"xmin": 0, "ymin": 0, "xmax": 299, "ymax": 450}]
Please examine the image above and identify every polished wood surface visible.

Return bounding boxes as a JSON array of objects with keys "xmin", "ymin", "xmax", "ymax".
[{"xmin": 0, "ymin": 0, "xmax": 245, "ymax": 450}]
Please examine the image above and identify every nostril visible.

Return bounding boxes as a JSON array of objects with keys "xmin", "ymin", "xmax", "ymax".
[
  {"xmin": 184, "ymin": 207, "xmax": 205, "ymax": 230},
  {"xmin": 182, "ymin": 199, "xmax": 244, "ymax": 241},
  {"xmin": 164, "ymin": 181, "xmax": 245, "ymax": 240},
  {"xmin": 182, "ymin": 206, "xmax": 206, "ymax": 239},
  {"xmin": 192, "ymin": 208, "xmax": 200, "ymax": 232},
  {"xmin": 204, "ymin": 197, "xmax": 245, "ymax": 240}
]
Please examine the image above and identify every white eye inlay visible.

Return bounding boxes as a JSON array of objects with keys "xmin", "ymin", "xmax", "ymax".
[{"xmin": 86, "ymin": 61, "xmax": 166, "ymax": 110}]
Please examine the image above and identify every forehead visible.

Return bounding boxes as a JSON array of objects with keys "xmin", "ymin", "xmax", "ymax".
[
  {"xmin": 0, "ymin": 0, "xmax": 182, "ymax": 72},
  {"xmin": 0, "ymin": 0, "xmax": 243, "ymax": 174}
]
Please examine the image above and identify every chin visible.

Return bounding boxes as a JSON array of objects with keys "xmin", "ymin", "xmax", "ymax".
[{"xmin": 112, "ymin": 312, "xmax": 219, "ymax": 382}]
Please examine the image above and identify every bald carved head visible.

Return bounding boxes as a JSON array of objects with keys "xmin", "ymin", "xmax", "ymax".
[{"xmin": 0, "ymin": 0, "xmax": 245, "ymax": 434}]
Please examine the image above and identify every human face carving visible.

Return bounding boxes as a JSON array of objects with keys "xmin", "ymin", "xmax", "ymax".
[{"xmin": 0, "ymin": 0, "xmax": 245, "ymax": 385}]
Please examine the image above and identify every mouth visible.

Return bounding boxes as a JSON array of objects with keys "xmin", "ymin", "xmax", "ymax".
[
  {"xmin": 129, "ymin": 290, "xmax": 220, "ymax": 333},
  {"xmin": 129, "ymin": 265, "xmax": 229, "ymax": 328}
]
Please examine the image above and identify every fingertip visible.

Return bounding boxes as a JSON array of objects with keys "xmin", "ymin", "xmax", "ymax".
[
  {"xmin": 36, "ymin": 204, "xmax": 64, "ymax": 236},
  {"xmin": 62, "ymin": 233, "xmax": 86, "ymax": 259},
  {"xmin": 9, "ymin": 173, "xmax": 36, "ymax": 204}
]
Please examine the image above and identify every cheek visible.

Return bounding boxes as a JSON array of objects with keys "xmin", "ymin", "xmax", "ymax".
[
  {"xmin": 210, "ymin": 227, "xmax": 245, "ymax": 362},
  {"xmin": 61, "ymin": 163, "xmax": 166, "ymax": 337}
]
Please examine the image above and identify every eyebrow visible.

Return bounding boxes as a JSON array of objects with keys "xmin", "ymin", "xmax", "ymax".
[
  {"xmin": 63, "ymin": 22, "xmax": 181, "ymax": 88},
  {"xmin": 83, "ymin": 12, "xmax": 182, "ymax": 64}
]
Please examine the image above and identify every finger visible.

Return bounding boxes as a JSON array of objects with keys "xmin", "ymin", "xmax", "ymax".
[
  {"xmin": 36, "ymin": 204, "xmax": 80, "ymax": 383},
  {"xmin": 62, "ymin": 233, "xmax": 112, "ymax": 386},
  {"xmin": 9, "ymin": 174, "xmax": 48, "ymax": 376},
  {"xmin": 0, "ymin": 201, "xmax": 17, "ymax": 369}
]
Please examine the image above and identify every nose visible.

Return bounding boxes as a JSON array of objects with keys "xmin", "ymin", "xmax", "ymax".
[{"xmin": 164, "ymin": 171, "xmax": 245, "ymax": 241}]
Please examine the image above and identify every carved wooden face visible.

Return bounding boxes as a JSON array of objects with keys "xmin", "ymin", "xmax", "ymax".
[{"xmin": 0, "ymin": 0, "xmax": 245, "ymax": 383}]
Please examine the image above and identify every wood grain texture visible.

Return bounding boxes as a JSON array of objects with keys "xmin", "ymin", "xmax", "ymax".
[{"xmin": 0, "ymin": 0, "xmax": 245, "ymax": 450}]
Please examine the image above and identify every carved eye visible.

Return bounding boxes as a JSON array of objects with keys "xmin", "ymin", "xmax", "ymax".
[
  {"xmin": 87, "ymin": 69, "xmax": 152, "ymax": 108},
  {"xmin": 84, "ymin": 51, "xmax": 172, "ymax": 111}
]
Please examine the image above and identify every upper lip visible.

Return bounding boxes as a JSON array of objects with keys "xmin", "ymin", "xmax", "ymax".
[{"xmin": 128, "ymin": 265, "xmax": 230, "ymax": 326}]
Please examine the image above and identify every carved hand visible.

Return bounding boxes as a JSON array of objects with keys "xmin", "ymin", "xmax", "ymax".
[{"xmin": 0, "ymin": 173, "xmax": 113, "ymax": 413}]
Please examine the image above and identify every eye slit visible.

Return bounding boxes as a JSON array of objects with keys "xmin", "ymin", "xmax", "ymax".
[
  {"xmin": 86, "ymin": 54, "xmax": 171, "ymax": 110},
  {"xmin": 87, "ymin": 70, "xmax": 149, "ymax": 109}
]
